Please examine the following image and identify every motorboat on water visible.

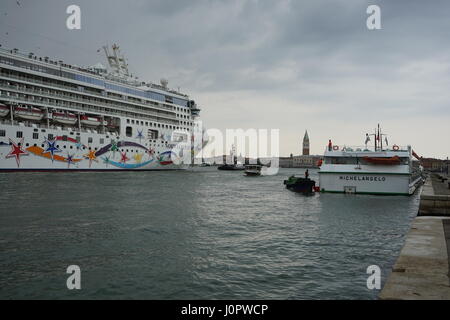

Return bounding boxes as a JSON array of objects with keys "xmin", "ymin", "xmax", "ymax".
[{"xmin": 283, "ymin": 175, "xmax": 316, "ymax": 194}]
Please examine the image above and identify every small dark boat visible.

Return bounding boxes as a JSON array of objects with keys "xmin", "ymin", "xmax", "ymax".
[
  {"xmin": 244, "ymin": 164, "xmax": 262, "ymax": 176},
  {"xmin": 218, "ymin": 164, "xmax": 245, "ymax": 171},
  {"xmin": 283, "ymin": 176, "xmax": 316, "ymax": 194}
]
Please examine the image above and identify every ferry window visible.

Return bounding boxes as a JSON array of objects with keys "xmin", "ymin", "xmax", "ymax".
[
  {"xmin": 32, "ymin": 133, "xmax": 39, "ymax": 140},
  {"xmin": 127, "ymin": 119, "xmax": 130, "ymax": 124},
  {"xmin": 0, "ymin": 130, "xmax": 5, "ymax": 137},
  {"xmin": 145, "ymin": 122, "xmax": 148, "ymax": 126},
  {"xmin": 100, "ymin": 138, "xmax": 104, "ymax": 144},
  {"xmin": 141, "ymin": 121, "xmax": 144, "ymax": 125},
  {"xmin": 88, "ymin": 137, "xmax": 93, "ymax": 143},
  {"xmin": 62, "ymin": 135, "xmax": 68, "ymax": 141},
  {"xmin": 131, "ymin": 120, "xmax": 135, "ymax": 124},
  {"xmin": 126, "ymin": 126, "xmax": 133, "ymax": 137},
  {"xmin": 16, "ymin": 131, "xmax": 23, "ymax": 138},
  {"xmin": 76, "ymin": 136, "xmax": 81, "ymax": 143},
  {"xmin": 48, "ymin": 134, "xmax": 54, "ymax": 140}
]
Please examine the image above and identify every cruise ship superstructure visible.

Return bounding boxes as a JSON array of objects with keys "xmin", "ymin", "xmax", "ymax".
[
  {"xmin": 318, "ymin": 125, "xmax": 423, "ymax": 195},
  {"xmin": 0, "ymin": 45, "xmax": 205, "ymax": 171}
]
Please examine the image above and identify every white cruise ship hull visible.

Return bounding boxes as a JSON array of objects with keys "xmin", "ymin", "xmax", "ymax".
[{"xmin": 0, "ymin": 122, "xmax": 190, "ymax": 171}]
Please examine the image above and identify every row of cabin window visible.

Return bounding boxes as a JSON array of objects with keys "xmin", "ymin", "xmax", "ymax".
[
  {"xmin": 126, "ymin": 119, "xmax": 191, "ymax": 129},
  {"xmin": 3, "ymin": 130, "xmax": 167, "ymax": 147}
]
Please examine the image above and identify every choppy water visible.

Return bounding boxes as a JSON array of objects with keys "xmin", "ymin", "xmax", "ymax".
[{"xmin": 0, "ymin": 168, "xmax": 420, "ymax": 299}]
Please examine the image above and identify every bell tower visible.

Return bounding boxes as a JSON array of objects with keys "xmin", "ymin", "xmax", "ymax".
[{"xmin": 302, "ymin": 130, "xmax": 310, "ymax": 155}]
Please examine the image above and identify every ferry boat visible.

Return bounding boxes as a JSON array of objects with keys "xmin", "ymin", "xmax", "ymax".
[
  {"xmin": 318, "ymin": 125, "xmax": 423, "ymax": 195},
  {"xmin": 0, "ymin": 44, "xmax": 205, "ymax": 171}
]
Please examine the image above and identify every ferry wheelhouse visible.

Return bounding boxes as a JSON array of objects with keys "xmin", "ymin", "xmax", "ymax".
[
  {"xmin": 318, "ymin": 125, "xmax": 423, "ymax": 195},
  {"xmin": 0, "ymin": 45, "xmax": 206, "ymax": 171}
]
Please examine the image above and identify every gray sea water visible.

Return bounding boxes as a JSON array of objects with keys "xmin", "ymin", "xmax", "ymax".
[{"xmin": 0, "ymin": 168, "xmax": 420, "ymax": 299}]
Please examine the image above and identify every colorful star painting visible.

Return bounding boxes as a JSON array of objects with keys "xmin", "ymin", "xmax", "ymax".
[
  {"xmin": 110, "ymin": 140, "xmax": 119, "ymax": 158},
  {"xmin": 120, "ymin": 152, "xmax": 129, "ymax": 164},
  {"xmin": 6, "ymin": 138, "xmax": 28, "ymax": 167},
  {"xmin": 66, "ymin": 153, "xmax": 75, "ymax": 168},
  {"xmin": 43, "ymin": 138, "xmax": 61, "ymax": 162},
  {"xmin": 133, "ymin": 153, "xmax": 143, "ymax": 164},
  {"xmin": 84, "ymin": 150, "xmax": 98, "ymax": 168},
  {"xmin": 101, "ymin": 155, "xmax": 110, "ymax": 167},
  {"xmin": 136, "ymin": 129, "xmax": 144, "ymax": 142}
]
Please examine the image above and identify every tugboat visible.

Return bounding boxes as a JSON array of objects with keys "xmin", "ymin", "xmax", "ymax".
[
  {"xmin": 283, "ymin": 170, "xmax": 316, "ymax": 194},
  {"xmin": 244, "ymin": 164, "xmax": 263, "ymax": 176}
]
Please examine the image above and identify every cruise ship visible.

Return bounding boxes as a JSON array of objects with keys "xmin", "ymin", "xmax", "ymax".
[
  {"xmin": 318, "ymin": 125, "xmax": 423, "ymax": 195},
  {"xmin": 0, "ymin": 44, "xmax": 205, "ymax": 171}
]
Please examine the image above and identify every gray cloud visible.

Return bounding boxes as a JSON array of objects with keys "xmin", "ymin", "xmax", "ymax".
[{"xmin": 0, "ymin": 0, "xmax": 449, "ymax": 158}]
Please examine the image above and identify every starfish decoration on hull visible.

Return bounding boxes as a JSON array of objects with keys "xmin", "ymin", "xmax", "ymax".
[
  {"xmin": 120, "ymin": 152, "xmax": 129, "ymax": 164},
  {"xmin": 136, "ymin": 129, "xmax": 144, "ymax": 142},
  {"xmin": 66, "ymin": 153, "xmax": 75, "ymax": 168},
  {"xmin": 6, "ymin": 138, "xmax": 28, "ymax": 167},
  {"xmin": 102, "ymin": 156, "xmax": 110, "ymax": 167},
  {"xmin": 84, "ymin": 150, "xmax": 98, "ymax": 168},
  {"xmin": 43, "ymin": 138, "xmax": 61, "ymax": 162},
  {"xmin": 110, "ymin": 140, "xmax": 119, "ymax": 158},
  {"xmin": 133, "ymin": 153, "xmax": 143, "ymax": 164}
]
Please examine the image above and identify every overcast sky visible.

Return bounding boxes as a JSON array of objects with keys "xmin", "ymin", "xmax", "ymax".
[{"xmin": 1, "ymin": 0, "xmax": 449, "ymax": 158}]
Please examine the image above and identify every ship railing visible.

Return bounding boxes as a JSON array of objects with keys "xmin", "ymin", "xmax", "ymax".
[
  {"xmin": 0, "ymin": 71, "xmax": 178, "ymax": 113},
  {"xmin": 0, "ymin": 82, "xmax": 179, "ymax": 121},
  {"xmin": 0, "ymin": 94, "xmax": 179, "ymax": 126},
  {"xmin": 0, "ymin": 72, "xmax": 176, "ymax": 112},
  {"xmin": 0, "ymin": 118, "xmax": 119, "ymax": 136}
]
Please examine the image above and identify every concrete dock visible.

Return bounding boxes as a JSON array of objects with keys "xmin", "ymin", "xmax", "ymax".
[
  {"xmin": 419, "ymin": 174, "xmax": 450, "ymax": 216},
  {"xmin": 380, "ymin": 174, "xmax": 450, "ymax": 299}
]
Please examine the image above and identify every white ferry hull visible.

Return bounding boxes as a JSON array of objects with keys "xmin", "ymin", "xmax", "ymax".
[{"xmin": 319, "ymin": 172, "xmax": 411, "ymax": 195}]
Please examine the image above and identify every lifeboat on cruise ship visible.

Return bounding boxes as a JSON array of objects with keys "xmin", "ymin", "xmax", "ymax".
[
  {"xmin": 52, "ymin": 112, "xmax": 77, "ymax": 125},
  {"xmin": 14, "ymin": 106, "xmax": 44, "ymax": 121},
  {"xmin": 80, "ymin": 115, "xmax": 102, "ymax": 127},
  {"xmin": 362, "ymin": 156, "xmax": 401, "ymax": 165},
  {"xmin": 0, "ymin": 103, "xmax": 10, "ymax": 117}
]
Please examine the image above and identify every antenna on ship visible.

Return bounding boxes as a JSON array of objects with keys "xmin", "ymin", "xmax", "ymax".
[{"xmin": 103, "ymin": 44, "xmax": 130, "ymax": 78}]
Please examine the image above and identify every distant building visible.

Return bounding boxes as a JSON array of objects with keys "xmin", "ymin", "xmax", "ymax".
[
  {"xmin": 421, "ymin": 158, "xmax": 448, "ymax": 172},
  {"xmin": 293, "ymin": 155, "xmax": 322, "ymax": 168},
  {"xmin": 302, "ymin": 130, "xmax": 310, "ymax": 156},
  {"xmin": 279, "ymin": 155, "xmax": 293, "ymax": 168}
]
